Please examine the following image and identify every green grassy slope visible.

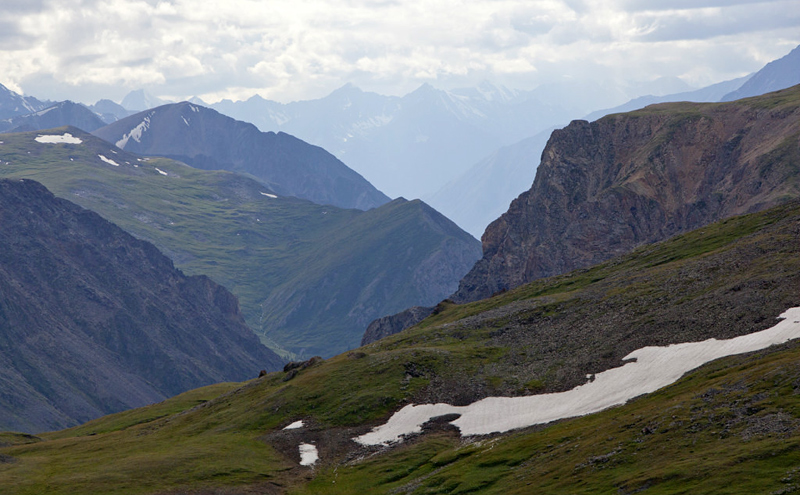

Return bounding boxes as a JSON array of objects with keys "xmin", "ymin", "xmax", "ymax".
[
  {"xmin": 0, "ymin": 199, "xmax": 797, "ymax": 494},
  {"xmin": 0, "ymin": 128, "xmax": 479, "ymax": 358}
]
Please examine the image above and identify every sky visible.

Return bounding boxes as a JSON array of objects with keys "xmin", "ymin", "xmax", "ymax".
[{"xmin": 0, "ymin": 0, "xmax": 798, "ymax": 104}]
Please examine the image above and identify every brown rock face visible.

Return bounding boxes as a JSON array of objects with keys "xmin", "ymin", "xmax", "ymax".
[{"xmin": 454, "ymin": 85, "xmax": 800, "ymax": 303}]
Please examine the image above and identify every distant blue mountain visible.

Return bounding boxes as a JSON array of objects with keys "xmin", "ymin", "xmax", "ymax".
[{"xmin": 721, "ymin": 45, "xmax": 800, "ymax": 101}]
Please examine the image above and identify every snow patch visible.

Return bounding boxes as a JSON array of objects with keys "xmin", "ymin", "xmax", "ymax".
[
  {"xmin": 182, "ymin": 116, "xmax": 190, "ymax": 127},
  {"xmin": 299, "ymin": 443, "xmax": 318, "ymax": 466},
  {"xmin": 35, "ymin": 133, "xmax": 82, "ymax": 144},
  {"xmin": 98, "ymin": 155, "xmax": 120, "ymax": 167},
  {"xmin": 155, "ymin": 168, "xmax": 168, "ymax": 176},
  {"xmin": 116, "ymin": 113, "xmax": 153, "ymax": 148},
  {"xmin": 356, "ymin": 307, "xmax": 800, "ymax": 446},
  {"xmin": 34, "ymin": 106, "xmax": 57, "ymax": 117},
  {"xmin": 260, "ymin": 192, "xmax": 278, "ymax": 198},
  {"xmin": 284, "ymin": 420, "xmax": 304, "ymax": 430}
]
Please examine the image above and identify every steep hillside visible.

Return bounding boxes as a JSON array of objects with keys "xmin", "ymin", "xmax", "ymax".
[
  {"xmin": 92, "ymin": 102, "xmax": 390, "ymax": 211},
  {"xmin": 0, "ymin": 101, "xmax": 105, "ymax": 133},
  {"xmin": 0, "ymin": 127, "xmax": 480, "ymax": 358},
  {"xmin": 454, "ymin": 84, "xmax": 800, "ymax": 303},
  {"xmin": 0, "ymin": 196, "xmax": 798, "ymax": 494},
  {"xmin": 0, "ymin": 178, "xmax": 282, "ymax": 433}
]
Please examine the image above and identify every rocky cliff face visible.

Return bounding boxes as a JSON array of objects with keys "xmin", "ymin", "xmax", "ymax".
[
  {"xmin": 0, "ymin": 179, "xmax": 283, "ymax": 432},
  {"xmin": 454, "ymin": 85, "xmax": 800, "ymax": 303}
]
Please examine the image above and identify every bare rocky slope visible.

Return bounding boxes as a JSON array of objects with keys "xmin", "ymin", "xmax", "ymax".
[
  {"xmin": 0, "ymin": 179, "xmax": 283, "ymax": 433},
  {"xmin": 454, "ymin": 84, "xmax": 800, "ymax": 303}
]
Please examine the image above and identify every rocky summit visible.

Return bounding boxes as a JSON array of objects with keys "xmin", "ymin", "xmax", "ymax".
[{"xmin": 454, "ymin": 84, "xmax": 800, "ymax": 303}]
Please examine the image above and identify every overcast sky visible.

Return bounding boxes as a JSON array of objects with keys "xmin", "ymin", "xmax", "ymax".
[{"xmin": 1, "ymin": 0, "xmax": 798, "ymax": 104}]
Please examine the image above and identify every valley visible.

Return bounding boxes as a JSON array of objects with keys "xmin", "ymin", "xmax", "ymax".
[
  {"xmin": 0, "ymin": 128, "xmax": 480, "ymax": 359},
  {"xmin": 1, "ymin": 194, "xmax": 798, "ymax": 493}
]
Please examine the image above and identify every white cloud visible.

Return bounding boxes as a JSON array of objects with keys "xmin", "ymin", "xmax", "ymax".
[{"xmin": 0, "ymin": 0, "xmax": 797, "ymax": 103}]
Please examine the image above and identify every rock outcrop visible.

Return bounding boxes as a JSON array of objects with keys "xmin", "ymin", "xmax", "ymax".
[
  {"xmin": 454, "ymin": 85, "xmax": 800, "ymax": 303},
  {"xmin": 361, "ymin": 306, "xmax": 436, "ymax": 345}
]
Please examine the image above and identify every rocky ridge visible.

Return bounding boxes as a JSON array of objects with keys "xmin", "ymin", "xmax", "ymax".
[{"xmin": 454, "ymin": 84, "xmax": 800, "ymax": 303}]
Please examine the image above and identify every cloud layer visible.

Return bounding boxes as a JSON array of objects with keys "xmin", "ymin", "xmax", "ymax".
[{"xmin": 1, "ymin": 0, "xmax": 798, "ymax": 103}]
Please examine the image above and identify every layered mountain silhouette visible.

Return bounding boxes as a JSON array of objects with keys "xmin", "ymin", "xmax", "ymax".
[
  {"xmin": 204, "ymin": 80, "xmax": 684, "ymax": 201},
  {"xmin": 0, "ymin": 178, "xmax": 283, "ymax": 433},
  {"xmin": 92, "ymin": 102, "xmax": 390, "ymax": 211}
]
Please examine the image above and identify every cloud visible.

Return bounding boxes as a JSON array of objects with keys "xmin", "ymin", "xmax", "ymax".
[{"xmin": 0, "ymin": 0, "xmax": 797, "ymax": 103}]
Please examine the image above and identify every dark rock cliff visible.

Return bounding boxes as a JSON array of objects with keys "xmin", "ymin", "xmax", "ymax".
[
  {"xmin": 361, "ymin": 306, "xmax": 435, "ymax": 346},
  {"xmin": 454, "ymin": 85, "xmax": 800, "ymax": 303},
  {"xmin": 0, "ymin": 179, "xmax": 283, "ymax": 432}
]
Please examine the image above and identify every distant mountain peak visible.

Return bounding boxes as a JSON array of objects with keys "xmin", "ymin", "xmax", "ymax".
[{"xmin": 120, "ymin": 89, "xmax": 171, "ymax": 112}]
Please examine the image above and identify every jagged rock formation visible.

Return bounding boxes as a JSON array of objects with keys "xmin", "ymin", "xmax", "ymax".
[
  {"xmin": 92, "ymin": 102, "xmax": 390, "ymax": 211},
  {"xmin": 454, "ymin": 85, "xmax": 800, "ymax": 303},
  {"xmin": 0, "ymin": 179, "xmax": 283, "ymax": 433}
]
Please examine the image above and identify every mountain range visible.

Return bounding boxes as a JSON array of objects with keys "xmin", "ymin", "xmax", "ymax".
[
  {"xmin": 0, "ymin": 100, "xmax": 106, "ymax": 134},
  {"xmin": 1, "ymin": 44, "xmax": 800, "ymax": 494},
  {"xmin": 202, "ymin": 78, "xmax": 694, "ymax": 201},
  {"xmin": 0, "ymin": 127, "xmax": 480, "ymax": 358},
  {"xmin": 92, "ymin": 102, "xmax": 391, "ymax": 211},
  {"xmin": 0, "ymin": 178, "xmax": 282, "ymax": 433}
]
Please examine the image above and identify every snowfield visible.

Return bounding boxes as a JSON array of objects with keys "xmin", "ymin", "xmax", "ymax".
[
  {"xmin": 299, "ymin": 443, "xmax": 318, "ymax": 466},
  {"xmin": 284, "ymin": 420, "xmax": 304, "ymax": 430},
  {"xmin": 35, "ymin": 133, "xmax": 82, "ymax": 144},
  {"xmin": 356, "ymin": 307, "xmax": 800, "ymax": 446},
  {"xmin": 260, "ymin": 192, "xmax": 278, "ymax": 198},
  {"xmin": 155, "ymin": 168, "xmax": 168, "ymax": 176}
]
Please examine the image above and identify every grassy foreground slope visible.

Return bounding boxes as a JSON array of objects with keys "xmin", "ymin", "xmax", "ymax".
[
  {"xmin": 0, "ymin": 128, "xmax": 479, "ymax": 357},
  {"xmin": 0, "ymin": 200, "xmax": 798, "ymax": 494}
]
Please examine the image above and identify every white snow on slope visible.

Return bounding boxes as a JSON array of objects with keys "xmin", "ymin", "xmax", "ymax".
[
  {"xmin": 299, "ymin": 443, "xmax": 318, "ymax": 466},
  {"xmin": 182, "ymin": 116, "xmax": 190, "ymax": 127},
  {"xmin": 35, "ymin": 133, "xmax": 82, "ymax": 144},
  {"xmin": 356, "ymin": 307, "xmax": 800, "ymax": 446},
  {"xmin": 98, "ymin": 155, "xmax": 120, "ymax": 167},
  {"xmin": 284, "ymin": 420, "xmax": 304, "ymax": 430},
  {"xmin": 116, "ymin": 113, "xmax": 153, "ymax": 149},
  {"xmin": 260, "ymin": 192, "xmax": 277, "ymax": 198},
  {"xmin": 155, "ymin": 168, "xmax": 168, "ymax": 176}
]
